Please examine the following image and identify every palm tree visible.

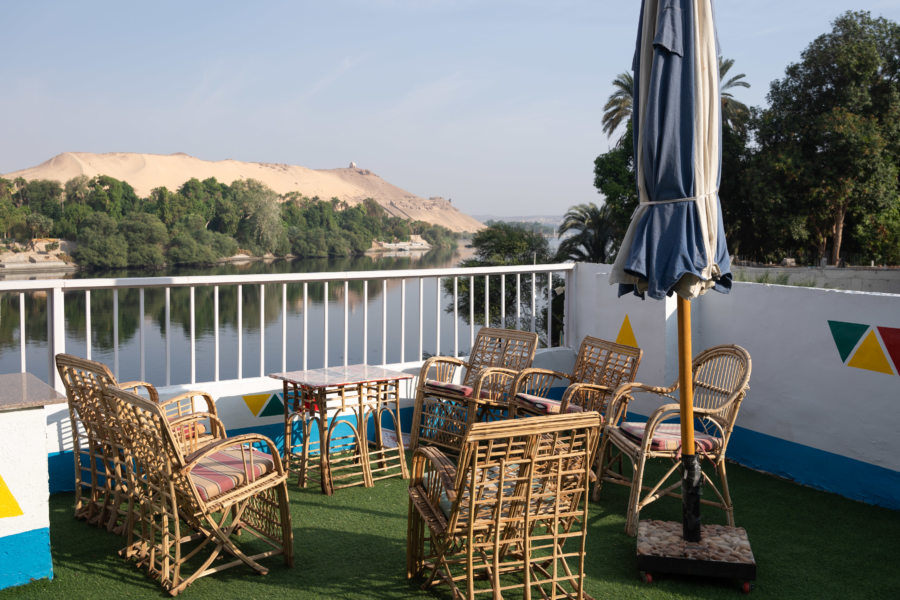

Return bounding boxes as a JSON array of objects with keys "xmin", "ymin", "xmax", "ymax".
[
  {"xmin": 718, "ymin": 56, "xmax": 750, "ymax": 128},
  {"xmin": 601, "ymin": 72, "xmax": 633, "ymax": 140},
  {"xmin": 555, "ymin": 203, "xmax": 617, "ymax": 263},
  {"xmin": 601, "ymin": 57, "xmax": 750, "ymax": 141}
]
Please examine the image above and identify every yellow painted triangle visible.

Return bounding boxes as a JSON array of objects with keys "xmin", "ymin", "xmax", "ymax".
[
  {"xmin": 0, "ymin": 473, "xmax": 24, "ymax": 518},
  {"xmin": 847, "ymin": 330, "xmax": 895, "ymax": 375},
  {"xmin": 616, "ymin": 315, "xmax": 639, "ymax": 348},
  {"xmin": 243, "ymin": 393, "xmax": 271, "ymax": 417}
]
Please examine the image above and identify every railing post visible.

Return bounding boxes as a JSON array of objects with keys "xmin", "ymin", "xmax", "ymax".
[
  {"xmin": 48, "ymin": 287, "xmax": 65, "ymax": 393},
  {"xmin": 113, "ymin": 289, "xmax": 119, "ymax": 379},
  {"xmin": 214, "ymin": 285, "xmax": 220, "ymax": 381},
  {"xmin": 259, "ymin": 284, "xmax": 265, "ymax": 377}
]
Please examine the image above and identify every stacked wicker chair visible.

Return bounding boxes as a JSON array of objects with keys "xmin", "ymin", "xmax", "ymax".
[
  {"xmin": 594, "ymin": 344, "xmax": 751, "ymax": 536},
  {"xmin": 407, "ymin": 412, "xmax": 601, "ymax": 600},
  {"xmin": 55, "ymin": 353, "xmax": 225, "ymax": 533},
  {"xmin": 103, "ymin": 385, "xmax": 293, "ymax": 596},
  {"xmin": 410, "ymin": 327, "xmax": 538, "ymax": 455},
  {"xmin": 510, "ymin": 335, "xmax": 642, "ymax": 419}
]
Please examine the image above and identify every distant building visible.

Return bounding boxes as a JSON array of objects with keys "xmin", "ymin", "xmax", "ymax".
[{"xmin": 349, "ymin": 161, "xmax": 357, "ymax": 168}]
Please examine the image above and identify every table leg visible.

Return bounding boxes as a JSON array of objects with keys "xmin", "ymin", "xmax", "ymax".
[{"xmin": 317, "ymin": 389, "xmax": 333, "ymax": 495}]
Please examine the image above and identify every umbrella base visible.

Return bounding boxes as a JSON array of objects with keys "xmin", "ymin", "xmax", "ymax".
[{"xmin": 636, "ymin": 520, "xmax": 756, "ymax": 590}]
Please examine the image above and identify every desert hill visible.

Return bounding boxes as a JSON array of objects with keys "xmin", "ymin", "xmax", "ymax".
[{"xmin": 3, "ymin": 152, "xmax": 484, "ymax": 233}]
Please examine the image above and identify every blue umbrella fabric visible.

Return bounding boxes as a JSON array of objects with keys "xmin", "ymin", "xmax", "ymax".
[{"xmin": 609, "ymin": 0, "xmax": 732, "ymax": 301}]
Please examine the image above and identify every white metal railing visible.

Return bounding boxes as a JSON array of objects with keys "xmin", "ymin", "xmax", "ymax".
[{"xmin": 0, "ymin": 263, "xmax": 574, "ymax": 393}]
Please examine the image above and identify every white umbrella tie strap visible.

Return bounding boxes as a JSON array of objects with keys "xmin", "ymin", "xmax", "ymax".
[{"xmin": 639, "ymin": 190, "xmax": 718, "ymax": 205}]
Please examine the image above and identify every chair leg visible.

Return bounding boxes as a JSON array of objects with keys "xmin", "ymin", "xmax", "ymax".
[
  {"xmin": 625, "ymin": 452, "xmax": 647, "ymax": 537},
  {"xmin": 717, "ymin": 459, "xmax": 735, "ymax": 527},
  {"xmin": 277, "ymin": 481, "xmax": 294, "ymax": 567},
  {"xmin": 406, "ymin": 500, "xmax": 425, "ymax": 579},
  {"xmin": 409, "ymin": 387, "xmax": 425, "ymax": 450},
  {"xmin": 591, "ymin": 435, "xmax": 613, "ymax": 501}
]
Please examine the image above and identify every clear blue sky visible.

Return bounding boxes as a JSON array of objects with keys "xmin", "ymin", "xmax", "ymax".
[{"xmin": 2, "ymin": 1, "xmax": 900, "ymax": 217}]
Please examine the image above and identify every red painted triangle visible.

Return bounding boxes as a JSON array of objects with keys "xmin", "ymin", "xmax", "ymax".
[{"xmin": 877, "ymin": 327, "xmax": 900, "ymax": 375}]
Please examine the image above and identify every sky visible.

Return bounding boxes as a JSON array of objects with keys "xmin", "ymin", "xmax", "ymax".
[{"xmin": 3, "ymin": 0, "xmax": 900, "ymax": 218}]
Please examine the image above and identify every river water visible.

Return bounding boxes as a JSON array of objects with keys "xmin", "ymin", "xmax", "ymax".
[{"xmin": 0, "ymin": 244, "xmax": 544, "ymax": 386}]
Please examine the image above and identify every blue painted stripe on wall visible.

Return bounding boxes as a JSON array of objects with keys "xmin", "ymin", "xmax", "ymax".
[
  {"xmin": 623, "ymin": 413, "xmax": 900, "ymax": 511},
  {"xmin": 728, "ymin": 425, "xmax": 900, "ymax": 511},
  {"xmin": 0, "ymin": 527, "xmax": 52, "ymax": 590},
  {"xmin": 48, "ymin": 404, "xmax": 897, "ymax": 510}
]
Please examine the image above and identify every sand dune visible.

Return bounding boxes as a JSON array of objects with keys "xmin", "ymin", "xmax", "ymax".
[{"xmin": 4, "ymin": 152, "xmax": 484, "ymax": 233}]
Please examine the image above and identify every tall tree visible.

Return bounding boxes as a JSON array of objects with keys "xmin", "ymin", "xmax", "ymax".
[
  {"xmin": 719, "ymin": 57, "xmax": 751, "ymax": 128},
  {"xmin": 754, "ymin": 10, "xmax": 900, "ymax": 264},
  {"xmin": 443, "ymin": 223, "xmax": 552, "ymax": 333},
  {"xmin": 592, "ymin": 120, "xmax": 640, "ymax": 258},
  {"xmin": 602, "ymin": 57, "xmax": 750, "ymax": 141}
]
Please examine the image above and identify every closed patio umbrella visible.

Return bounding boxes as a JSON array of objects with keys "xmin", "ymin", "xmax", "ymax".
[{"xmin": 609, "ymin": 0, "xmax": 732, "ymax": 542}]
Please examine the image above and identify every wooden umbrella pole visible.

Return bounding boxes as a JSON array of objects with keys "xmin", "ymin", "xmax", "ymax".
[
  {"xmin": 677, "ymin": 294, "xmax": 702, "ymax": 542},
  {"xmin": 677, "ymin": 295, "xmax": 695, "ymax": 449}
]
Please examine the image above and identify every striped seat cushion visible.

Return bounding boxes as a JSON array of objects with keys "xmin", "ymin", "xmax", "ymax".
[
  {"xmin": 189, "ymin": 446, "xmax": 276, "ymax": 502},
  {"xmin": 514, "ymin": 392, "xmax": 584, "ymax": 415},
  {"xmin": 619, "ymin": 422, "xmax": 721, "ymax": 453}
]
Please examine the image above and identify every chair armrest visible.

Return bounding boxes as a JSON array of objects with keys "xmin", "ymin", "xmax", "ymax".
[
  {"xmin": 605, "ymin": 381, "xmax": 679, "ymax": 427},
  {"xmin": 410, "ymin": 445, "xmax": 457, "ymax": 508},
  {"xmin": 417, "ymin": 355, "xmax": 466, "ymax": 387},
  {"xmin": 159, "ymin": 390, "xmax": 218, "ymax": 418},
  {"xmin": 118, "ymin": 380, "xmax": 159, "ymax": 402},
  {"xmin": 182, "ymin": 433, "xmax": 286, "ymax": 475},
  {"xmin": 169, "ymin": 412, "xmax": 227, "ymax": 441},
  {"xmin": 561, "ymin": 382, "xmax": 615, "ymax": 414},
  {"xmin": 471, "ymin": 367, "xmax": 518, "ymax": 402},
  {"xmin": 511, "ymin": 367, "xmax": 572, "ymax": 396}
]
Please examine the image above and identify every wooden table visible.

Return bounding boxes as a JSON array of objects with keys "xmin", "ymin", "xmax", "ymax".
[
  {"xmin": 269, "ymin": 365, "xmax": 412, "ymax": 495},
  {"xmin": 0, "ymin": 372, "xmax": 65, "ymax": 589}
]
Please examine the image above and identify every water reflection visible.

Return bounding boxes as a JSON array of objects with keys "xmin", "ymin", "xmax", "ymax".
[{"xmin": 0, "ymin": 245, "xmax": 514, "ymax": 385}]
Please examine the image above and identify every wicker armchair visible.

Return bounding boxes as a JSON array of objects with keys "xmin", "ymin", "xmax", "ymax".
[
  {"xmin": 407, "ymin": 412, "xmax": 601, "ymax": 600},
  {"xmin": 104, "ymin": 385, "xmax": 293, "ymax": 596},
  {"xmin": 55, "ymin": 353, "xmax": 225, "ymax": 532},
  {"xmin": 511, "ymin": 335, "xmax": 642, "ymax": 418},
  {"xmin": 410, "ymin": 327, "xmax": 538, "ymax": 455},
  {"xmin": 594, "ymin": 344, "xmax": 751, "ymax": 536}
]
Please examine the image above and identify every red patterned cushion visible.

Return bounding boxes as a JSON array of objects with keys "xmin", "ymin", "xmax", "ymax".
[
  {"xmin": 619, "ymin": 422, "xmax": 721, "ymax": 453},
  {"xmin": 190, "ymin": 446, "xmax": 276, "ymax": 502},
  {"xmin": 515, "ymin": 392, "xmax": 584, "ymax": 415},
  {"xmin": 425, "ymin": 379, "xmax": 474, "ymax": 398}
]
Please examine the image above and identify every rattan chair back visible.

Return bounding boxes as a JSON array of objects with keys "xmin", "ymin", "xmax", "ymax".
[
  {"xmin": 104, "ymin": 385, "xmax": 293, "ymax": 595},
  {"xmin": 462, "ymin": 327, "xmax": 538, "ymax": 386},
  {"xmin": 411, "ymin": 327, "xmax": 539, "ymax": 454},
  {"xmin": 55, "ymin": 353, "xmax": 130, "ymax": 530},
  {"xmin": 407, "ymin": 412, "xmax": 600, "ymax": 599},
  {"xmin": 595, "ymin": 344, "xmax": 751, "ymax": 535}
]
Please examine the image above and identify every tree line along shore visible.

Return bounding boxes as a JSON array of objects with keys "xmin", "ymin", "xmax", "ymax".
[{"xmin": 0, "ymin": 175, "xmax": 458, "ymax": 270}]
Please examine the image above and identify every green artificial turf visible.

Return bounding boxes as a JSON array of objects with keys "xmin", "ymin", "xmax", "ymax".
[{"xmin": 3, "ymin": 460, "xmax": 898, "ymax": 599}]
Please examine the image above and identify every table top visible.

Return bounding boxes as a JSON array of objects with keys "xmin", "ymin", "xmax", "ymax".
[
  {"xmin": 269, "ymin": 364, "xmax": 414, "ymax": 388},
  {"xmin": 0, "ymin": 372, "xmax": 66, "ymax": 412}
]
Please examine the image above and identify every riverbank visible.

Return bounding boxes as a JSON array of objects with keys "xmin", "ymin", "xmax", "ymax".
[{"xmin": 0, "ymin": 239, "xmax": 78, "ymax": 273}]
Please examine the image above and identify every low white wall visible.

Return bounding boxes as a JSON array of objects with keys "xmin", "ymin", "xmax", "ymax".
[
  {"xmin": 567, "ymin": 263, "xmax": 900, "ymax": 508},
  {"xmin": 733, "ymin": 266, "xmax": 900, "ymax": 294},
  {"xmin": 696, "ymin": 281, "xmax": 899, "ymax": 471}
]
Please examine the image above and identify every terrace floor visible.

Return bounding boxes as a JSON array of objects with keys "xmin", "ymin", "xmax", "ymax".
[{"xmin": 4, "ymin": 459, "xmax": 899, "ymax": 599}]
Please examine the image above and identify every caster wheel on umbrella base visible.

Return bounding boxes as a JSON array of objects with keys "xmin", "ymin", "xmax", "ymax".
[
  {"xmin": 639, "ymin": 571, "xmax": 653, "ymax": 584},
  {"xmin": 741, "ymin": 581, "xmax": 752, "ymax": 594}
]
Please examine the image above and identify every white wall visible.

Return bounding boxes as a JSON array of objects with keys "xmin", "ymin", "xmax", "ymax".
[
  {"xmin": 568, "ymin": 263, "xmax": 900, "ymax": 473},
  {"xmin": 695, "ymin": 281, "xmax": 900, "ymax": 471}
]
